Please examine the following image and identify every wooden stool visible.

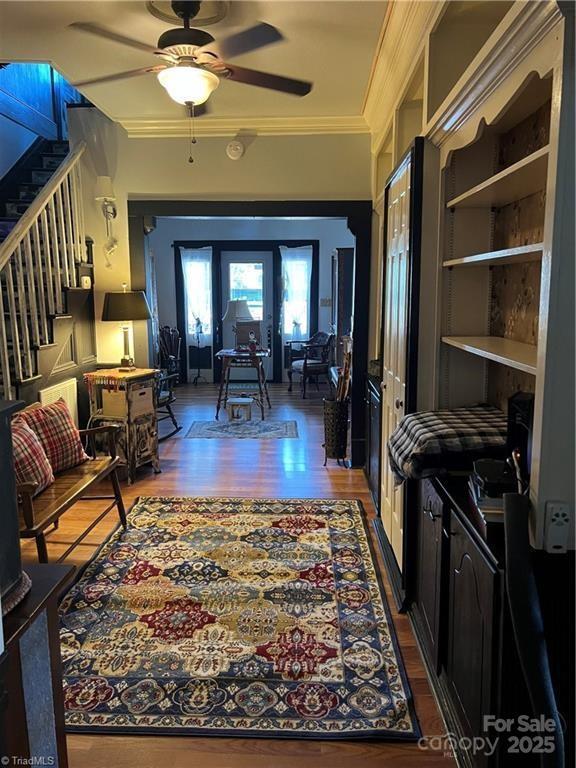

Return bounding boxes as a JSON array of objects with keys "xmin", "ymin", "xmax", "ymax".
[{"xmin": 227, "ymin": 396, "xmax": 253, "ymax": 422}]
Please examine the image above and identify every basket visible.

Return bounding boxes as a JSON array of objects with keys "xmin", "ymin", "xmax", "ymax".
[{"xmin": 323, "ymin": 397, "xmax": 349, "ymax": 465}]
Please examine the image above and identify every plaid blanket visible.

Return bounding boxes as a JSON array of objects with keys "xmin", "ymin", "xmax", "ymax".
[{"xmin": 388, "ymin": 405, "xmax": 507, "ymax": 485}]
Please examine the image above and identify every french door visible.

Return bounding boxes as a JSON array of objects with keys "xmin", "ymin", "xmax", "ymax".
[
  {"xmin": 380, "ymin": 155, "xmax": 412, "ymax": 570},
  {"xmin": 220, "ymin": 250, "xmax": 274, "ymax": 380}
]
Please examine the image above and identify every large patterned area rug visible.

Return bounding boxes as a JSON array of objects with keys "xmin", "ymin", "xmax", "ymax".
[
  {"xmin": 60, "ymin": 497, "xmax": 419, "ymax": 739},
  {"xmin": 186, "ymin": 420, "xmax": 298, "ymax": 439}
]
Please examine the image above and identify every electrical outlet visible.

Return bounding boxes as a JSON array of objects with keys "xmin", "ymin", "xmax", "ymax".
[{"xmin": 543, "ymin": 501, "xmax": 572, "ymax": 553}]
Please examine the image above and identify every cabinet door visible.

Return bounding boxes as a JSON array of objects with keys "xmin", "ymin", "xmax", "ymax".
[
  {"xmin": 368, "ymin": 389, "xmax": 381, "ymax": 505},
  {"xmin": 130, "ymin": 415, "xmax": 158, "ymax": 468},
  {"xmin": 416, "ymin": 479, "xmax": 444, "ymax": 670},
  {"xmin": 446, "ymin": 510, "xmax": 498, "ymax": 757}
]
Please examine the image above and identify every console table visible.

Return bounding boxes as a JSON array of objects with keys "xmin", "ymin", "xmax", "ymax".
[
  {"xmin": 84, "ymin": 368, "xmax": 161, "ymax": 484},
  {"xmin": 215, "ymin": 349, "xmax": 271, "ymax": 420}
]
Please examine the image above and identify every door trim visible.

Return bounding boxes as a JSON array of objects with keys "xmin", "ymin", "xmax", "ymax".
[
  {"xmin": 128, "ymin": 200, "xmax": 372, "ymax": 467},
  {"xmin": 378, "ymin": 139, "xmax": 425, "ymax": 604},
  {"xmin": 174, "ymin": 239, "xmax": 319, "ymax": 384}
]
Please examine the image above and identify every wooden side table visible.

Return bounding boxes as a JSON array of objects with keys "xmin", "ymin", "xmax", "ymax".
[
  {"xmin": 215, "ymin": 349, "xmax": 271, "ymax": 420},
  {"xmin": 84, "ymin": 368, "xmax": 161, "ymax": 484}
]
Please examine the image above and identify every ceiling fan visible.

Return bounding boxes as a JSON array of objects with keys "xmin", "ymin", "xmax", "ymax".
[{"xmin": 70, "ymin": 0, "xmax": 313, "ymax": 115}]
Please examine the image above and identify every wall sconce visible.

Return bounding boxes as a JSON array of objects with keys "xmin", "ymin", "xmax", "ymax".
[{"xmin": 94, "ymin": 175, "xmax": 117, "ymax": 239}]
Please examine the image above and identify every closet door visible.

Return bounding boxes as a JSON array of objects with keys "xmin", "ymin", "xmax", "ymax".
[{"xmin": 380, "ymin": 157, "xmax": 411, "ymax": 570}]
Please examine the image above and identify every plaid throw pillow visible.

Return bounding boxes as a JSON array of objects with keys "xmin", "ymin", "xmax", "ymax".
[
  {"xmin": 11, "ymin": 419, "xmax": 55, "ymax": 495},
  {"xmin": 20, "ymin": 399, "xmax": 89, "ymax": 474}
]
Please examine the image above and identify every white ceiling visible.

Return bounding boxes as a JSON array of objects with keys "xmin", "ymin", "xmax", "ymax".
[{"xmin": 0, "ymin": 1, "xmax": 389, "ymax": 128}]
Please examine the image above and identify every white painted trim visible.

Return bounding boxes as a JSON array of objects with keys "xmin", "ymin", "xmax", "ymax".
[
  {"xmin": 121, "ymin": 115, "xmax": 370, "ymax": 138},
  {"xmin": 364, "ymin": 1, "xmax": 444, "ymax": 151},
  {"xmin": 425, "ymin": 0, "xmax": 562, "ymax": 147}
]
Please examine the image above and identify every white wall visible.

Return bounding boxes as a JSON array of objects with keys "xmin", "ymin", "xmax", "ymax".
[{"xmin": 149, "ymin": 217, "xmax": 354, "ymax": 334}]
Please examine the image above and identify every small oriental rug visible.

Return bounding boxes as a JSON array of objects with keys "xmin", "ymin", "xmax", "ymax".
[
  {"xmin": 186, "ymin": 420, "xmax": 298, "ymax": 439},
  {"xmin": 60, "ymin": 497, "xmax": 419, "ymax": 739}
]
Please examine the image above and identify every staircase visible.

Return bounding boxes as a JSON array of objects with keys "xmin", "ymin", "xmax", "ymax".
[{"xmin": 0, "ymin": 141, "xmax": 87, "ymax": 399}]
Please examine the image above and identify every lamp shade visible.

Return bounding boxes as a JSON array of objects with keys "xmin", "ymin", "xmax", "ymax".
[
  {"xmin": 102, "ymin": 291, "xmax": 152, "ymax": 322},
  {"xmin": 157, "ymin": 66, "xmax": 219, "ymax": 106},
  {"xmin": 222, "ymin": 299, "xmax": 253, "ymax": 323},
  {"xmin": 95, "ymin": 175, "xmax": 115, "ymax": 201}
]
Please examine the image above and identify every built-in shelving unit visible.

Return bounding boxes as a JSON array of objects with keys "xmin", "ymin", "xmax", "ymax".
[
  {"xmin": 443, "ymin": 243, "xmax": 544, "ymax": 268},
  {"xmin": 442, "ymin": 335, "xmax": 537, "ymax": 375},
  {"xmin": 446, "ymin": 145, "xmax": 549, "ymax": 208},
  {"xmin": 440, "ymin": 70, "xmax": 553, "ymax": 445}
]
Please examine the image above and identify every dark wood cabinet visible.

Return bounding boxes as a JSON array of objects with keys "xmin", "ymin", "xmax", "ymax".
[
  {"xmin": 415, "ymin": 479, "xmax": 446, "ymax": 671},
  {"xmin": 0, "ymin": 400, "xmax": 25, "ymax": 604},
  {"xmin": 1, "ymin": 564, "xmax": 74, "ymax": 767},
  {"xmin": 410, "ymin": 477, "xmax": 546, "ymax": 768},
  {"xmin": 444, "ymin": 508, "xmax": 499, "ymax": 763},
  {"xmin": 364, "ymin": 378, "xmax": 381, "ymax": 508},
  {"xmin": 411, "ymin": 478, "xmax": 504, "ymax": 767}
]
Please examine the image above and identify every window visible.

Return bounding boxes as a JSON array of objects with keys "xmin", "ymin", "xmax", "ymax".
[
  {"xmin": 281, "ymin": 245, "xmax": 313, "ymax": 340},
  {"xmin": 229, "ymin": 262, "xmax": 264, "ymax": 320},
  {"xmin": 182, "ymin": 247, "xmax": 212, "ymax": 335}
]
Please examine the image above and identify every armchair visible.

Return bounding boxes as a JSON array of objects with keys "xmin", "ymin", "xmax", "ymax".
[{"xmin": 286, "ymin": 331, "xmax": 334, "ymax": 398}]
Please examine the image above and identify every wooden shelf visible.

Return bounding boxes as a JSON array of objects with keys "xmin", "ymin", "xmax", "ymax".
[
  {"xmin": 446, "ymin": 146, "xmax": 549, "ymax": 209},
  {"xmin": 441, "ymin": 336, "xmax": 537, "ymax": 375},
  {"xmin": 443, "ymin": 243, "xmax": 544, "ymax": 267}
]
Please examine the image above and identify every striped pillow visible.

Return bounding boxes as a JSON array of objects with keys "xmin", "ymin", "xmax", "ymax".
[
  {"xmin": 19, "ymin": 399, "xmax": 89, "ymax": 473},
  {"xmin": 11, "ymin": 419, "xmax": 55, "ymax": 495}
]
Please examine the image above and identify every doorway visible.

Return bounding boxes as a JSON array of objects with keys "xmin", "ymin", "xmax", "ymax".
[
  {"xmin": 221, "ymin": 250, "xmax": 274, "ymax": 380},
  {"xmin": 130, "ymin": 202, "xmax": 371, "ymax": 467}
]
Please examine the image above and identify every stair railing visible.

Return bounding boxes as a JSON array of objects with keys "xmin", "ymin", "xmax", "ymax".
[{"xmin": 0, "ymin": 141, "xmax": 87, "ymax": 399}]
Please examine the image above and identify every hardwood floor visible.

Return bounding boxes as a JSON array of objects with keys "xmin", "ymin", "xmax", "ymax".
[{"xmin": 21, "ymin": 384, "xmax": 453, "ymax": 768}]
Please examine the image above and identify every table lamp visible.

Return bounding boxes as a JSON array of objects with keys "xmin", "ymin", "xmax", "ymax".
[
  {"xmin": 222, "ymin": 299, "xmax": 253, "ymax": 348},
  {"xmin": 102, "ymin": 284, "xmax": 152, "ymax": 370}
]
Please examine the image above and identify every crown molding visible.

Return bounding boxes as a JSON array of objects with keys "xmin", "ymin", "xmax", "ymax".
[
  {"xmin": 426, "ymin": 0, "xmax": 563, "ymax": 147},
  {"xmin": 363, "ymin": 0, "xmax": 444, "ymax": 145},
  {"xmin": 120, "ymin": 115, "xmax": 370, "ymax": 139}
]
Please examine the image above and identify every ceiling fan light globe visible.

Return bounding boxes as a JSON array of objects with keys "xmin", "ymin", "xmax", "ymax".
[{"xmin": 157, "ymin": 66, "xmax": 219, "ymax": 105}]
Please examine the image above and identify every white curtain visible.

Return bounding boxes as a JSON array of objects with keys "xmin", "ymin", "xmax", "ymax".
[
  {"xmin": 280, "ymin": 245, "xmax": 313, "ymax": 342},
  {"xmin": 181, "ymin": 247, "xmax": 213, "ymax": 343}
]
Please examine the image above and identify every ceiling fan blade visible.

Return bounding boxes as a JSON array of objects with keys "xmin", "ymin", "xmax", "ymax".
[
  {"xmin": 224, "ymin": 65, "xmax": 312, "ymax": 96},
  {"xmin": 69, "ymin": 22, "xmax": 164, "ymax": 56},
  {"xmin": 73, "ymin": 65, "xmax": 167, "ymax": 88},
  {"xmin": 200, "ymin": 22, "xmax": 283, "ymax": 59}
]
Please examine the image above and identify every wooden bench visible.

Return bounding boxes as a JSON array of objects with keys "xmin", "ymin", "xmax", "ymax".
[{"xmin": 17, "ymin": 425, "xmax": 127, "ymax": 563}]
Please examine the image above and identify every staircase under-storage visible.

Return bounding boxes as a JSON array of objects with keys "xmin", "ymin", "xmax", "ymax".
[{"xmin": 0, "ymin": 141, "xmax": 88, "ymax": 399}]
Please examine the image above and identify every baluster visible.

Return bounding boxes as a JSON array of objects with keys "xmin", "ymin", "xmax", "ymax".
[
  {"xmin": 12, "ymin": 249, "xmax": 33, "ymax": 379},
  {"xmin": 63, "ymin": 176, "xmax": 77, "ymax": 286},
  {"xmin": 48, "ymin": 198, "xmax": 64, "ymax": 312},
  {"xmin": 0, "ymin": 271, "xmax": 12, "ymax": 398},
  {"xmin": 55, "ymin": 184, "xmax": 71, "ymax": 288},
  {"xmin": 40, "ymin": 208, "xmax": 56, "ymax": 316},
  {"xmin": 30, "ymin": 224, "xmax": 50, "ymax": 344},
  {"xmin": 4, "ymin": 257, "xmax": 23, "ymax": 382},
  {"xmin": 22, "ymin": 232, "xmax": 40, "ymax": 348}
]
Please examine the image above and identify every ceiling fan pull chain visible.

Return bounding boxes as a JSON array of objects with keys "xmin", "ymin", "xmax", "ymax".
[{"xmin": 186, "ymin": 101, "xmax": 197, "ymax": 164}]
